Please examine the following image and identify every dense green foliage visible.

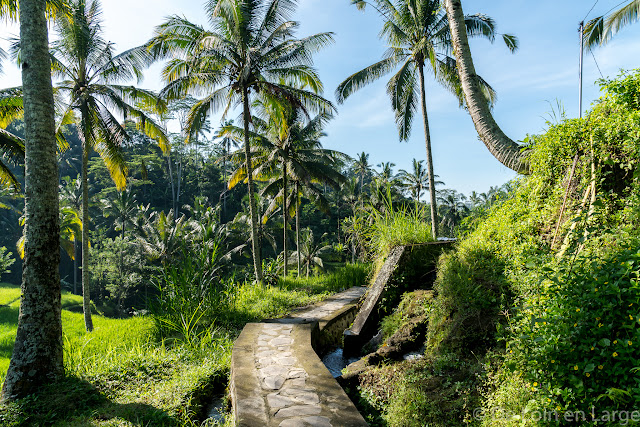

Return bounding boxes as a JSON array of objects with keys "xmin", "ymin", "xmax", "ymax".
[{"xmin": 355, "ymin": 69, "xmax": 640, "ymax": 426}]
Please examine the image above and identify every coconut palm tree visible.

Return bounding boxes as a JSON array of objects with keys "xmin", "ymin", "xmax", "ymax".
[
  {"xmin": 222, "ymin": 100, "xmax": 345, "ymax": 276},
  {"xmin": 145, "ymin": 0, "xmax": 334, "ymax": 282},
  {"xmin": 0, "ymin": 87, "xmax": 25, "ymax": 189},
  {"xmin": 288, "ymin": 228, "xmax": 331, "ymax": 278},
  {"xmin": 257, "ymin": 112, "xmax": 346, "ymax": 277},
  {"xmin": 2, "ymin": 0, "xmax": 63, "ymax": 400},
  {"xmin": 443, "ymin": 0, "xmax": 528, "ymax": 174},
  {"xmin": 437, "ymin": 188, "xmax": 468, "ymax": 235},
  {"xmin": 353, "ymin": 152, "xmax": 372, "ymax": 205},
  {"xmin": 50, "ymin": 0, "xmax": 168, "ymax": 331},
  {"xmin": 338, "ymin": 0, "xmax": 518, "ymax": 238},
  {"xmin": 585, "ymin": 1, "xmax": 640, "ymax": 48},
  {"xmin": 59, "ymin": 175, "xmax": 82, "ymax": 292},
  {"xmin": 398, "ymin": 158, "xmax": 443, "ymax": 209}
]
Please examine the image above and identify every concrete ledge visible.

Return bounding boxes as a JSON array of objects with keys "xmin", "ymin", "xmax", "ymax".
[{"xmin": 343, "ymin": 242, "xmax": 454, "ymax": 356}]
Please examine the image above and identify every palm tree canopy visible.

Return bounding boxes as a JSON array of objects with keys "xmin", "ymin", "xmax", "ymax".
[
  {"xmin": 48, "ymin": 0, "xmax": 168, "ymax": 190},
  {"xmin": 585, "ymin": 0, "xmax": 640, "ymax": 48},
  {"xmin": 144, "ymin": 0, "xmax": 336, "ymax": 143},
  {"xmin": 337, "ymin": 0, "xmax": 517, "ymax": 141}
]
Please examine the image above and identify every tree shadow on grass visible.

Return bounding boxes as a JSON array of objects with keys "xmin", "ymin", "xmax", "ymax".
[{"xmin": 0, "ymin": 376, "xmax": 180, "ymax": 426}]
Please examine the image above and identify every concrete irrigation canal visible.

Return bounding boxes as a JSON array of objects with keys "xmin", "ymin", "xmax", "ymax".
[
  {"xmin": 229, "ymin": 243, "xmax": 454, "ymax": 426},
  {"xmin": 230, "ymin": 287, "xmax": 369, "ymax": 426}
]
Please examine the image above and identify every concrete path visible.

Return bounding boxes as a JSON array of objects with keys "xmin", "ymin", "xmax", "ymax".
[{"xmin": 231, "ymin": 287, "xmax": 369, "ymax": 426}]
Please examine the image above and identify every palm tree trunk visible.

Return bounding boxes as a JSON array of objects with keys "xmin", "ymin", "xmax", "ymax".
[
  {"xmin": 73, "ymin": 239, "xmax": 78, "ymax": 294},
  {"xmin": 296, "ymin": 181, "xmax": 301, "ymax": 276},
  {"xmin": 222, "ymin": 140, "xmax": 228, "ymax": 221},
  {"xmin": 360, "ymin": 170, "xmax": 364, "ymax": 208},
  {"xmin": 167, "ymin": 153, "xmax": 176, "ymax": 212},
  {"xmin": 417, "ymin": 63, "xmax": 438, "ymax": 240},
  {"xmin": 2, "ymin": 0, "xmax": 64, "ymax": 399},
  {"xmin": 282, "ymin": 161, "xmax": 288, "ymax": 277},
  {"xmin": 176, "ymin": 152, "xmax": 182, "ymax": 216},
  {"xmin": 444, "ymin": 0, "xmax": 529, "ymax": 174},
  {"xmin": 242, "ymin": 86, "xmax": 263, "ymax": 282},
  {"xmin": 81, "ymin": 134, "xmax": 94, "ymax": 332}
]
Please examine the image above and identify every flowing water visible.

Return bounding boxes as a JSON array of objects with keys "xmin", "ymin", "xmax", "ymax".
[
  {"xmin": 322, "ymin": 347, "xmax": 360, "ymax": 378},
  {"xmin": 206, "ymin": 395, "xmax": 226, "ymax": 424}
]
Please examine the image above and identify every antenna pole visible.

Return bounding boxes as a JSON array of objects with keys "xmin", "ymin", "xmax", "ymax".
[{"xmin": 579, "ymin": 21, "xmax": 584, "ymax": 118}]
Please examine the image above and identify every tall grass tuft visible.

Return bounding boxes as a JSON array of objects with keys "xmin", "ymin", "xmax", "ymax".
[{"xmin": 347, "ymin": 193, "xmax": 434, "ymax": 260}]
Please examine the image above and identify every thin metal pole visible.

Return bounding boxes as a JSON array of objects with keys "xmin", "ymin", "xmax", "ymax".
[{"xmin": 579, "ymin": 21, "xmax": 584, "ymax": 118}]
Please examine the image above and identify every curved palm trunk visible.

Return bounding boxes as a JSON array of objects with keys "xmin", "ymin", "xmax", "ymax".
[
  {"xmin": 444, "ymin": 0, "xmax": 529, "ymax": 174},
  {"xmin": 296, "ymin": 181, "xmax": 301, "ymax": 276},
  {"xmin": 242, "ymin": 87, "xmax": 263, "ymax": 282},
  {"xmin": 282, "ymin": 161, "xmax": 288, "ymax": 277},
  {"xmin": 81, "ymin": 135, "xmax": 94, "ymax": 332},
  {"xmin": 417, "ymin": 64, "xmax": 438, "ymax": 240},
  {"xmin": 2, "ymin": 0, "xmax": 63, "ymax": 399}
]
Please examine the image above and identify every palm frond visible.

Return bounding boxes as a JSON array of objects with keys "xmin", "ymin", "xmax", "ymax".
[{"xmin": 336, "ymin": 55, "xmax": 401, "ymax": 103}]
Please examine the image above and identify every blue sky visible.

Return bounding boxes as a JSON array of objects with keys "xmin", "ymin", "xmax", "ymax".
[{"xmin": 1, "ymin": 0, "xmax": 640, "ymax": 195}]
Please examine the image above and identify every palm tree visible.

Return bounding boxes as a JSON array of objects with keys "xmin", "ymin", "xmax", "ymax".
[
  {"xmin": 338, "ymin": 0, "xmax": 518, "ymax": 238},
  {"xmin": 398, "ymin": 159, "xmax": 445, "ymax": 208},
  {"xmin": 51, "ymin": 0, "xmax": 167, "ymax": 331},
  {"xmin": 223, "ymin": 100, "xmax": 345, "ymax": 276},
  {"xmin": 60, "ymin": 175, "xmax": 82, "ymax": 293},
  {"xmin": 437, "ymin": 188, "xmax": 468, "ymax": 235},
  {"xmin": 135, "ymin": 207, "xmax": 186, "ymax": 267},
  {"xmin": 353, "ymin": 152, "xmax": 371, "ymax": 204},
  {"xmin": 2, "ymin": 0, "xmax": 63, "ymax": 400},
  {"xmin": 443, "ymin": 0, "xmax": 528, "ymax": 174},
  {"xmin": 102, "ymin": 188, "xmax": 137, "ymax": 284},
  {"xmin": 0, "ymin": 87, "xmax": 26, "ymax": 189},
  {"xmin": 585, "ymin": 1, "xmax": 640, "ymax": 48},
  {"xmin": 145, "ymin": 0, "xmax": 334, "ymax": 282},
  {"xmin": 288, "ymin": 228, "xmax": 331, "ymax": 278}
]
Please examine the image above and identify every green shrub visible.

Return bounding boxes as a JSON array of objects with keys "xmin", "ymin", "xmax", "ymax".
[{"xmin": 508, "ymin": 241, "xmax": 640, "ymax": 418}]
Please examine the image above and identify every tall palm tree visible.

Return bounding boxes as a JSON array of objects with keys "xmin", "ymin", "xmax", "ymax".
[
  {"xmin": 51, "ymin": 0, "xmax": 168, "ymax": 331},
  {"xmin": 60, "ymin": 175, "xmax": 82, "ymax": 293},
  {"xmin": 101, "ymin": 188, "xmax": 136, "ymax": 242},
  {"xmin": 353, "ymin": 151, "xmax": 371, "ymax": 204},
  {"xmin": 0, "ymin": 87, "xmax": 25, "ymax": 189},
  {"xmin": 585, "ymin": 1, "xmax": 640, "ymax": 48},
  {"xmin": 288, "ymin": 228, "xmax": 331, "ymax": 278},
  {"xmin": 443, "ymin": 0, "xmax": 528, "ymax": 174},
  {"xmin": 145, "ymin": 0, "xmax": 334, "ymax": 282},
  {"xmin": 2, "ymin": 0, "xmax": 62, "ymax": 400},
  {"xmin": 437, "ymin": 188, "xmax": 468, "ymax": 235},
  {"xmin": 398, "ymin": 158, "xmax": 443, "ymax": 208},
  {"xmin": 258, "ymin": 113, "xmax": 346, "ymax": 277},
  {"xmin": 223, "ymin": 100, "xmax": 345, "ymax": 276},
  {"xmin": 338, "ymin": 0, "xmax": 519, "ymax": 238}
]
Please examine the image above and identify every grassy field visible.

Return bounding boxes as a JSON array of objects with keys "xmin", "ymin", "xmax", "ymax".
[{"xmin": 0, "ymin": 263, "xmax": 370, "ymax": 426}]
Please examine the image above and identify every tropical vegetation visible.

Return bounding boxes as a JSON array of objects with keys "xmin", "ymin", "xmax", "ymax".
[{"xmin": 0, "ymin": 0, "xmax": 639, "ymax": 425}]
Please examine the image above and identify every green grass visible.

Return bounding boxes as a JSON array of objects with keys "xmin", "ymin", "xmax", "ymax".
[{"xmin": 0, "ymin": 263, "xmax": 370, "ymax": 426}]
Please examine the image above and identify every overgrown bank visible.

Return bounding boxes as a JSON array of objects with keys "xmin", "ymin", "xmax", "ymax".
[{"xmin": 351, "ymin": 70, "xmax": 640, "ymax": 426}]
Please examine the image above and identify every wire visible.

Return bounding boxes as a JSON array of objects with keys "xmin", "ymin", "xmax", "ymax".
[
  {"xmin": 603, "ymin": 0, "xmax": 629, "ymax": 18},
  {"xmin": 589, "ymin": 48, "xmax": 604, "ymax": 78},
  {"xmin": 583, "ymin": 0, "xmax": 600, "ymax": 22}
]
